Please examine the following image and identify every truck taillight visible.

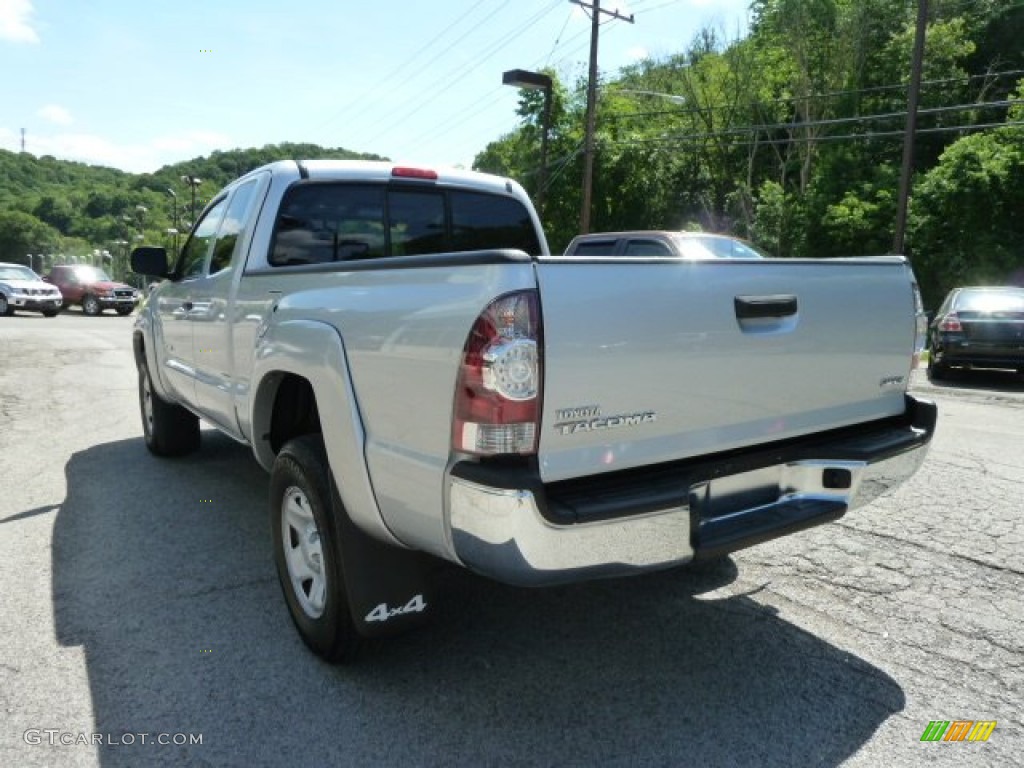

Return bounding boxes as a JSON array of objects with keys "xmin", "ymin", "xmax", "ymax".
[
  {"xmin": 939, "ymin": 313, "xmax": 962, "ymax": 332},
  {"xmin": 453, "ymin": 291, "xmax": 542, "ymax": 456},
  {"xmin": 912, "ymin": 280, "xmax": 927, "ymax": 368}
]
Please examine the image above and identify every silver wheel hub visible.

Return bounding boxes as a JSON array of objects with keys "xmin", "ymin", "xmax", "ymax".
[
  {"xmin": 141, "ymin": 372, "xmax": 154, "ymax": 436},
  {"xmin": 281, "ymin": 486, "xmax": 326, "ymax": 619}
]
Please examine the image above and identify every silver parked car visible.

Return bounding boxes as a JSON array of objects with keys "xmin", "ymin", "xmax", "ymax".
[{"xmin": 0, "ymin": 262, "xmax": 63, "ymax": 317}]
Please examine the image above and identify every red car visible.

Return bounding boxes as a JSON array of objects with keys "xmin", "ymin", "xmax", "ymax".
[{"xmin": 44, "ymin": 265, "xmax": 140, "ymax": 316}]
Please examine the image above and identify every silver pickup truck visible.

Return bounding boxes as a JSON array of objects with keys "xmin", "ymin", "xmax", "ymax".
[{"xmin": 130, "ymin": 159, "xmax": 936, "ymax": 662}]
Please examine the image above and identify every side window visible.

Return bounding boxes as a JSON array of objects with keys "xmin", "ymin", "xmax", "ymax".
[
  {"xmin": 675, "ymin": 239, "xmax": 717, "ymax": 259},
  {"xmin": 624, "ymin": 239, "xmax": 673, "ymax": 257},
  {"xmin": 450, "ymin": 191, "xmax": 540, "ymax": 254},
  {"xmin": 209, "ymin": 181, "xmax": 258, "ymax": 275},
  {"xmin": 177, "ymin": 198, "xmax": 227, "ymax": 278},
  {"xmin": 270, "ymin": 184, "xmax": 385, "ymax": 266},
  {"xmin": 389, "ymin": 190, "xmax": 446, "ymax": 256}
]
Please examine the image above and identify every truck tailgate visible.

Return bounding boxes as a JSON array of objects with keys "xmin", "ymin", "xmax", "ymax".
[{"xmin": 535, "ymin": 257, "xmax": 917, "ymax": 483}]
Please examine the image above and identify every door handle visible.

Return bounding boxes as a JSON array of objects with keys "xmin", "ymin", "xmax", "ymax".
[{"xmin": 734, "ymin": 295, "xmax": 798, "ymax": 320}]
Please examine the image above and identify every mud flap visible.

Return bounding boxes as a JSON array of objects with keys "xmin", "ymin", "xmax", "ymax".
[{"xmin": 329, "ymin": 477, "xmax": 433, "ymax": 639}]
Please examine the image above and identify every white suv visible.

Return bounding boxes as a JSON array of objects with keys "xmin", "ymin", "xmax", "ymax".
[{"xmin": 0, "ymin": 262, "xmax": 63, "ymax": 317}]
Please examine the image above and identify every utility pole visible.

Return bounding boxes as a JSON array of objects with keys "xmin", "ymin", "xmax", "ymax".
[
  {"xmin": 893, "ymin": 0, "xmax": 929, "ymax": 256},
  {"xmin": 573, "ymin": 0, "xmax": 634, "ymax": 234}
]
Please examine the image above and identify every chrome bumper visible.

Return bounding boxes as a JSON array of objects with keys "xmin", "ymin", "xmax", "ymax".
[{"xmin": 448, "ymin": 397, "xmax": 936, "ymax": 587}]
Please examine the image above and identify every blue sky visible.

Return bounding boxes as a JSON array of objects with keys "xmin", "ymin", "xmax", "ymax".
[{"xmin": 0, "ymin": 0, "xmax": 750, "ymax": 173}]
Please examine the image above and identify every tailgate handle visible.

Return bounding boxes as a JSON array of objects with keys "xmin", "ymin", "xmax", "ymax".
[{"xmin": 734, "ymin": 295, "xmax": 798, "ymax": 320}]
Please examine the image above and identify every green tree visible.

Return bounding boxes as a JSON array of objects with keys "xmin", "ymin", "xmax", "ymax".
[
  {"xmin": 0, "ymin": 211, "xmax": 61, "ymax": 263},
  {"xmin": 33, "ymin": 195, "xmax": 76, "ymax": 232},
  {"xmin": 908, "ymin": 103, "xmax": 1024, "ymax": 305}
]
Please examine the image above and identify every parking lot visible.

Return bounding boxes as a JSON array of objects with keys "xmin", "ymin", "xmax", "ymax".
[{"xmin": 1, "ymin": 313, "xmax": 1021, "ymax": 767}]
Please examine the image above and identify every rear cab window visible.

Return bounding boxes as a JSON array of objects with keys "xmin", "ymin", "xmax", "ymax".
[
  {"xmin": 623, "ymin": 239, "xmax": 674, "ymax": 257},
  {"xmin": 269, "ymin": 182, "xmax": 539, "ymax": 266},
  {"xmin": 567, "ymin": 239, "xmax": 619, "ymax": 257}
]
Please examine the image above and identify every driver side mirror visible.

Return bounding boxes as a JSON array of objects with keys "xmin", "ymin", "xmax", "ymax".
[{"xmin": 131, "ymin": 247, "xmax": 170, "ymax": 278}]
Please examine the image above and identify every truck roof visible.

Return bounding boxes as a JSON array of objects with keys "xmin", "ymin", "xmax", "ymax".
[{"xmin": 239, "ymin": 159, "xmax": 519, "ymax": 197}]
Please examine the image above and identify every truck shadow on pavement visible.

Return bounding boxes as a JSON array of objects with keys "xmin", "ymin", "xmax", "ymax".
[{"xmin": 53, "ymin": 433, "xmax": 905, "ymax": 768}]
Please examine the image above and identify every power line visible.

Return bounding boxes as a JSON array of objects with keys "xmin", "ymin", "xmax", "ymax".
[
  {"xmin": 604, "ymin": 68, "xmax": 1024, "ymax": 121},
  {"xmin": 365, "ymin": 0, "xmax": 564, "ymax": 144},
  {"xmin": 607, "ymin": 99, "xmax": 1024, "ymax": 136},
  {"xmin": 545, "ymin": 9, "xmax": 575, "ymax": 66},
  {"xmin": 316, "ymin": 0, "xmax": 503, "ymax": 132},
  {"xmin": 602, "ymin": 119, "xmax": 1024, "ymax": 149},
  {"xmin": 407, "ymin": 3, "xmax": 605, "ymax": 163}
]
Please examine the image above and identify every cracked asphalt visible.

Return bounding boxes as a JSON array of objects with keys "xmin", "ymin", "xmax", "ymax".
[{"xmin": 1, "ymin": 313, "xmax": 1021, "ymax": 767}]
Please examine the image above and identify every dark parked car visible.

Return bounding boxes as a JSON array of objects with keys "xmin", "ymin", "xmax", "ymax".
[
  {"xmin": 564, "ymin": 231, "xmax": 770, "ymax": 259},
  {"xmin": 44, "ymin": 264, "xmax": 140, "ymax": 316},
  {"xmin": 927, "ymin": 286, "xmax": 1024, "ymax": 380}
]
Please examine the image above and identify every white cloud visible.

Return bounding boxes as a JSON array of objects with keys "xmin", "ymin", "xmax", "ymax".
[
  {"xmin": 0, "ymin": 0, "xmax": 39, "ymax": 43},
  {"xmin": 626, "ymin": 46, "xmax": 649, "ymax": 61},
  {"xmin": 38, "ymin": 104, "xmax": 73, "ymax": 126},
  {"xmin": 0, "ymin": 127, "xmax": 235, "ymax": 173}
]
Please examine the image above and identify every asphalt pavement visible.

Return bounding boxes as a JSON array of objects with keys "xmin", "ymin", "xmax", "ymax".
[{"xmin": 1, "ymin": 312, "xmax": 1021, "ymax": 767}]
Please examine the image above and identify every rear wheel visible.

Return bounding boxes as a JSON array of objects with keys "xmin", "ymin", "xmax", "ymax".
[
  {"xmin": 271, "ymin": 435, "xmax": 361, "ymax": 663},
  {"xmin": 927, "ymin": 353, "xmax": 948, "ymax": 381},
  {"xmin": 82, "ymin": 295, "xmax": 101, "ymax": 316},
  {"xmin": 138, "ymin": 358, "xmax": 199, "ymax": 456}
]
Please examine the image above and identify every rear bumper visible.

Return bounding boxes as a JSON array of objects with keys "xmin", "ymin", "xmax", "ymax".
[
  {"xmin": 447, "ymin": 395, "xmax": 937, "ymax": 586},
  {"xmin": 934, "ymin": 334, "xmax": 1024, "ymax": 369}
]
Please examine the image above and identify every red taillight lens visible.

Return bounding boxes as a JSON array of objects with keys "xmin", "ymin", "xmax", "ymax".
[
  {"xmin": 939, "ymin": 313, "xmax": 962, "ymax": 332},
  {"xmin": 453, "ymin": 291, "xmax": 541, "ymax": 455}
]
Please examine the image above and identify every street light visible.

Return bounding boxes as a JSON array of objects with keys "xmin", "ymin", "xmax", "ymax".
[
  {"xmin": 164, "ymin": 188, "xmax": 180, "ymax": 259},
  {"xmin": 113, "ymin": 239, "xmax": 129, "ymax": 271},
  {"xmin": 181, "ymin": 175, "xmax": 202, "ymax": 224},
  {"xmin": 502, "ymin": 69, "xmax": 553, "ymax": 218}
]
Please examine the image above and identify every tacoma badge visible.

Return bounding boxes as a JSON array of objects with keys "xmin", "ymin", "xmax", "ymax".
[{"xmin": 554, "ymin": 405, "xmax": 657, "ymax": 436}]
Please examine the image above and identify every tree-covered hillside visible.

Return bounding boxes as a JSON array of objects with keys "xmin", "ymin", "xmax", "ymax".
[
  {"xmin": 475, "ymin": 0, "xmax": 1024, "ymax": 306},
  {"xmin": 0, "ymin": 142, "xmax": 384, "ymax": 279}
]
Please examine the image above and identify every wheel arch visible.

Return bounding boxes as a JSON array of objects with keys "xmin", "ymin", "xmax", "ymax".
[
  {"xmin": 250, "ymin": 319, "xmax": 400, "ymax": 547},
  {"xmin": 133, "ymin": 329, "xmax": 176, "ymax": 403}
]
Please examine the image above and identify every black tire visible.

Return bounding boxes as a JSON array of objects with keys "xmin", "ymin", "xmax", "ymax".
[
  {"xmin": 0, "ymin": 294, "xmax": 12, "ymax": 316},
  {"xmin": 271, "ymin": 435, "xmax": 361, "ymax": 663},
  {"xmin": 116, "ymin": 307, "xmax": 134, "ymax": 316},
  {"xmin": 927, "ymin": 355, "xmax": 948, "ymax": 381},
  {"xmin": 138, "ymin": 358, "xmax": 199, "ymax": 456},
  {"xmin": 82, "ymin": 294, "xmax": 102, "ymax": 316}
]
